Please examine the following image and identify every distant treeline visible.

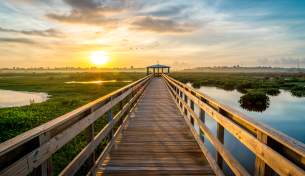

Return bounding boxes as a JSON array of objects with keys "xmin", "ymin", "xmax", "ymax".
[{"xmin": 183, "ymin": 66, "xmax": 305, "ymax": 73}]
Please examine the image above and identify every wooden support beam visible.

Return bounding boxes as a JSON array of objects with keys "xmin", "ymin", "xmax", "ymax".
[
  {"xmin": 200, "ymin": 109, "xmax": 205, "ymax": 142},
  {"xmin": 33, "ymin": 132, "xmax": 52, "ymax": 176},
  {"xmin": 216, "ymin": 123, "xmax": 224, "ymax": 169},
  {"xmin": 107, "ymin": 99, "xmax": 113, "ymax": 140},
  {"xmin": 255, "ymin": 131, "xmax": 271, "ymax": 176},
  {"xmin": 86, "ymin": 123, "xmax": 95, "ymax": 176}
]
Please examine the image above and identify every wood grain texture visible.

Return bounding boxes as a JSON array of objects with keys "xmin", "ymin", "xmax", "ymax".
[{"xmin": 97, "ymin": 78, "xmax": 214, "ymax": 176}]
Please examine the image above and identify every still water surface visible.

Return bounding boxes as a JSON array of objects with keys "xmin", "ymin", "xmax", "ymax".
[
  {"xmin": 0, "ymin": 89, "xmax": 48, "ymax": 108},
  {"xmin": 189, "ymin": 84, "xmax": 305, "ymax": 174}
]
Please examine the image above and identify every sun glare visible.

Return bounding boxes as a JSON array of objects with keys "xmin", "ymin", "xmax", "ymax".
[{"xmin": 90, "ymin": 51, "xmax": 109, "ymax": 66}]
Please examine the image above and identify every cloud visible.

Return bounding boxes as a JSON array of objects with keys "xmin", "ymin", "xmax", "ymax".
[
  {"xmin": 46, "ymin": 0, "xmax": 128, "ymax": 26},
  {"xmin": 46, "ymin": 10, "xmax": 118, "ymax": 26},
  {"xmin": 144, "ymin": 4, "xmax": 189, "ymax": 17},
  {"xmin": 0, "ymin": 37, "xmax": 36, "ymax": 44},
  {"xmin": 131, "ymin": 16, "xmax": 199, "ymax": 33},
  {"xmin": 0, "ymin": 27, "xmax": 63, "ymax": 37}
]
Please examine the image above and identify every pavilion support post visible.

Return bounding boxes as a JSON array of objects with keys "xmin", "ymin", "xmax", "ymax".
[
  {"xmin": 168, "ymin": 67, "xmax": 170, "ymax": 74},
  {"xmin": 146, "ymin": 67, "xmax": 149, "ymax": 75},
  {"xmin": 153, "ymin": 68, "xmax": 155, "ymax": 77},
  {"xmin": 162, "ymin": 68, "xmax": 164, "ymax": 75}
]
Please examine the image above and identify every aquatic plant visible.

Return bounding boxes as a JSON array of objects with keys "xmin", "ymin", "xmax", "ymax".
[{"xmin": 239, "ymin": 91, "xmax": 270, "ymax": 112}]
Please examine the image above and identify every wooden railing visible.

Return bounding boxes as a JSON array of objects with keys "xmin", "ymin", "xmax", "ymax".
[
  {"xmin": 0, "ymin": 75, "xmax": 151, "ymax": 176},
  {"xmin": 163, "ymin": 74, "xmax": 305, "ymax": 176}
]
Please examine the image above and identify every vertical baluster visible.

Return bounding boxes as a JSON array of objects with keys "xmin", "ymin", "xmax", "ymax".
[
  {"xmin": 86, "ymin": 123, "xmax": 95, "ymax": 176},
  {"xmin": 255, "ymin": 131, "xmax": 271, "ymax": 176},
  {"xmin": 190, "ymin": 100, "xmax": 194, "ymax": 110},
  {"xmin": 216, "ymin": 123, "xmax": 224, "ymax": 169},
  {"xmin": 119, "ymin": 98, "xmax": 124, "ymax": 125},
  {"xmin": 190, "ymin": 100, "xmax": 195, "ymax": 126},
  {"xmin": 33, "ymin": 132, "xmax": 52, "ymax": 176},
  {"xmin": 108, "ymin": 97, "xmax": 113, "ymax": 140},
  {"xmin": 199, "ymin": 109, "xmax": 205, "ymax": 142}
]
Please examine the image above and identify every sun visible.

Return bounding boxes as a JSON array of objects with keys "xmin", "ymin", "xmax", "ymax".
[{"xmin": 90, "ymin": 51, "xmax": 109, "ymax": 66}]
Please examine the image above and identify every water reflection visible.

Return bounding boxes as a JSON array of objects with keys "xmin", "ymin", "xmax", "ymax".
[
  {"xmin": 0, "ymin": 89, "xmax": 49, "ymax": 108},
  {"xmin": 189, "ymin": 85, "xmax": 305, "ymax": 174},
  {"xmin": 193, "ymin": 85, "xmax": 305, "ymax": 143}
]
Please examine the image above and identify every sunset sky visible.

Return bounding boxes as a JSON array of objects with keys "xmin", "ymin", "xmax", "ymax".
[{"xmin": 0, "ymin": 0, "xmax": 305, "ymax": 68}]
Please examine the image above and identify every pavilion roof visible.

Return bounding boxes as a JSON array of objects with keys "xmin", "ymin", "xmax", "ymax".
[{"xmin": 147, "ymin": 64, "xmax": 170, "ymax": 68}]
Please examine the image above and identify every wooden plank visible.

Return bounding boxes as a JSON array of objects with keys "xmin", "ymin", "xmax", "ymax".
[
  {"xmin": 59, "ymin": 80, "xmax": 149, "ymax": 176},
  {"xmin": 97, "ymin": 78, "xmax": 215, "ymax": 176},
  {"xmin": 87, "ymin": 78, "xmax": 150, "ymax": 176}
]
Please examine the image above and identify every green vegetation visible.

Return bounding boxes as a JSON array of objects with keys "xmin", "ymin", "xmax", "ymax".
[
  {"xmin": 239, "ymin": 91, "xmax": 270, "ymax": 112},
  {"xmin": 170, "ymin": 72, "xmax": 305, "ymax": 97},
  {"xmin": 170, "ymin": 72, "xmax": 305, "ymax": 112},
  {"xmin": 0, "ymin": 72, "xmax": 144, "ymax": 175},
  {"xmin": 291, "ymin": 85, "xmax": 305, "ymax": 97}
]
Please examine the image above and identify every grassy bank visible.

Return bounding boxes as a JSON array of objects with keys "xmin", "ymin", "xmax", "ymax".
[{"xmin": 0, "ymin": 72, "xmax": 144, "ymax": 175}]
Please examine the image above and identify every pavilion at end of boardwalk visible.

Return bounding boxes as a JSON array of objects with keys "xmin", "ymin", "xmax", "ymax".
[{"xmin": 146, "ymin": 64, "xmax": 170, "ymax": 76}]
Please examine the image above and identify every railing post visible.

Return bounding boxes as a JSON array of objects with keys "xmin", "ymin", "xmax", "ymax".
[
  {"xmin": 216, "ymin": 123, "xmax": 224, "ymax": 169},
  {"xmin": 199, "ymin": 109, "xmax": 205, "ymax": 142},
  {"xmin": 119, "ymin": 98, "xmax": 124, "ymax": 125},
  {"xmin": 108, "ymin": 97, "xmax": 113, "ymax": 140},
  {"xmin": 255, "ymin": 131, "xmax": 271, "ymax": 176},
  {"xmin": 86, "ymin": 123, "xmax": 95, "ymax": 176},
  {"xmin": 33, "ymin": 132, "xmax": 52, "ymax": 176},
  {"xmin": 190, "ymin": 100, "xmax": 194, "ymax": 110}
]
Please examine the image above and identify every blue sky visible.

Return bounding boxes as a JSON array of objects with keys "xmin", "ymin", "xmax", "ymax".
[{"xmin": 0, "ymin": 0, "xmax": 305, "ymax": 68}]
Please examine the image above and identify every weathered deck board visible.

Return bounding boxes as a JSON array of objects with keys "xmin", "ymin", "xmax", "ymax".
[{"xmin": 97, "ymin": 78, "xmax": 214, "ymax": 176}]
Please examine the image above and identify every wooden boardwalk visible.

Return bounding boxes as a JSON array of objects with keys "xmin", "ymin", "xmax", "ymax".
[
  {"xmin": 1, "ymin": 75, "xmax": 304, "ymax": 176},
  {"xmin": 97, "ymin": 78, "xmax": 214, "ymax": 175}
]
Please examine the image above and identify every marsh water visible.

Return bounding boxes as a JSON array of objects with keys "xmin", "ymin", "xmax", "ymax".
[
  {"xmin": 0, "ymin": 89, "xmax": 48, "ymax": 108},
  {"xmin": 190, "ymin": 84, "xmax": 305, "ymax": 174}
]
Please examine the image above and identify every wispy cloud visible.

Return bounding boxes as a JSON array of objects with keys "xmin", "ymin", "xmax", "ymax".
[
  {"xmin": 0, "ymin": 27, "xmax": 63, "ymax": 37},
  {"xmin": 131, "ymin": 16, "xmax": 199, "ymax": 33},
  {"xmin": 0, "ymin": 37, "xmax": 36, "ymax": 44},
  {"xmin": 46, "ymin": 0, "xmax": 127, "ymax": 27}
]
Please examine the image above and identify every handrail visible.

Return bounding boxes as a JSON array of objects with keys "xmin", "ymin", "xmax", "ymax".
[
  {"xmin": 0, "ymin": 74, "xmax": 152, "ymax": 176},
  {"xmin": 163, "ymin": 74, "xmax": 305, "ymax": 176}
]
